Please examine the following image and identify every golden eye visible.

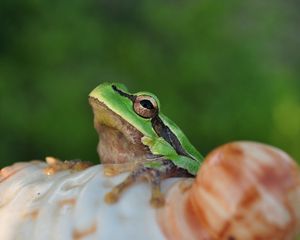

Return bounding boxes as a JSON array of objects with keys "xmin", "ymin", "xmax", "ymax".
[{"xmin": 133, "ymin": 95, "xmax": 158, "ymax": 118}]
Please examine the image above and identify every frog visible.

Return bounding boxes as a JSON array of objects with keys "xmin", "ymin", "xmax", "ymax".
[{"xmin": 89, "ymin": 83, "xmax": 203, "ymax": 207}]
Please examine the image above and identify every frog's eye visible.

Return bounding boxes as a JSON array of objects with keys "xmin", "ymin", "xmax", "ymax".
[{"xmin": 134, "ymin": 95, "xmax": 158, "ymax": 118}]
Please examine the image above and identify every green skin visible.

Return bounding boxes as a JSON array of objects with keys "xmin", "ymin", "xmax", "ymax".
[{"xmin": 89, "ymin": 83, "xmax": 203, "ymax": 206}]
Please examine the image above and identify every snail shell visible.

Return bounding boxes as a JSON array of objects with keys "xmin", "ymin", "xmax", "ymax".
[{"xmin": 158, "ymin": 141, "xmax": 300, "ymax": 240}]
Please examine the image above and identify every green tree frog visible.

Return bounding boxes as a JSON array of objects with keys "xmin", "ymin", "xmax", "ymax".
[{"xmin": 89, "ymin": 83, "xmax": 203, "ymax": 207}]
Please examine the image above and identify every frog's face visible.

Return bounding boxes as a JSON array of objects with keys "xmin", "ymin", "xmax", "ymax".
[{"xmin": 89, "ymin": 83, "xmax": 159, "ymax": 164}]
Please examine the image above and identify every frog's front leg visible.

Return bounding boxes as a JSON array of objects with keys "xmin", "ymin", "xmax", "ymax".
[
  {"xmin": 104, "ymin": 161, "xmax": 165, "ymax": 207},
  {"xmin": 104, "ymin": 164, "xmax": 165, "ymax": 207},
  {"xmin": 104, "ymin": 160, "xmax": 189, "ymax": 208}
]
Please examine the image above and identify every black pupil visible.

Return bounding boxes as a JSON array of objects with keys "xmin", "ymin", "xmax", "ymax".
[{"xmin": 140, "ymin": 99, "xmax": 154, "ymax": 109}]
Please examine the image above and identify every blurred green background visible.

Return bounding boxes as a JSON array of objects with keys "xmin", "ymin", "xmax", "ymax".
[{"xmin": 0, "ymin": 0, "xmax": 299, "ymax": 168}]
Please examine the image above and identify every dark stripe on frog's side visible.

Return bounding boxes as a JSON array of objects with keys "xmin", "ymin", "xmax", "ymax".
[
  {"xmin": 112, "ymin": 85, "xmax": 195, "ymax": 160},
  {"xmin": 150, "ymin": 115, "xmax": 195, "ymax": 159}
]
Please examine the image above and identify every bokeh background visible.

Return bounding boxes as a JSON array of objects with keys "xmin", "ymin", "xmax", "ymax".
[{"xmin": 0, "ymin": 0, "xmax": 299, "ymax": 168}]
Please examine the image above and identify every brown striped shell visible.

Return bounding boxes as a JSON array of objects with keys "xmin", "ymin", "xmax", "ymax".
[{"xmin": 158, "ymin": 141, "xmax": 300, "ymax": 240}]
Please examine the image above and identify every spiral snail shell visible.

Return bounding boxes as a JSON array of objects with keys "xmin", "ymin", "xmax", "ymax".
[
  {"xmin": 0, "ymin": 141, "xmax": 299, "ymax": 239},
  {"xmin": 158, "ymin": 141, "xmax": 300, "ymax": 240}
]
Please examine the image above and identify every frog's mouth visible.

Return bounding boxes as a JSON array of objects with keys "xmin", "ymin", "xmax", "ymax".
[{"xmin": 89, "ymin": 97, "xmax": 151, "ymax": 164}]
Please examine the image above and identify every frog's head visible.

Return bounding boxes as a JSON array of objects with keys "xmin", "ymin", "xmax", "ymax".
[{"xmin": 89, "ymin": 83, "xmax": 160, "ymax": 164}]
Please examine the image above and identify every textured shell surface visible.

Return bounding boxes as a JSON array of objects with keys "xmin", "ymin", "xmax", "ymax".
[
  {"xmin": 1, "ymin": 141, "xmax": 300, "ymax": 240},
  {"xmin": 158, "ymin": 142, "xmax": 300, "ymax": 240},
  {"xmin": 0, "ymin": 161, "xmax": 176, "ymax": 240}
]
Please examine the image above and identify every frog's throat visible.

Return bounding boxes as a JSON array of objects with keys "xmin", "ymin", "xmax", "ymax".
[{"xmin": 89, "ymin": 97, "xmax": 151, "ymax": 164}]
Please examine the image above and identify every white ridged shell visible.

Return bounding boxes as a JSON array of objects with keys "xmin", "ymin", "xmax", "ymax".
[{"xmin": 0, "ymin": 161, "xmax": 177, "ymax": 240}]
